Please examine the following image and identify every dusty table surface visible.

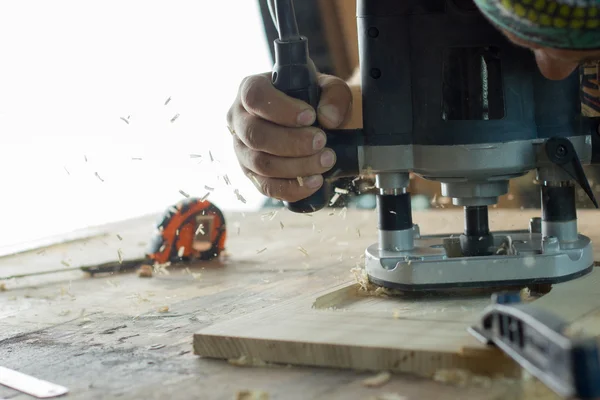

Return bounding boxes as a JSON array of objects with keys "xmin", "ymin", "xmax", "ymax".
[{"xmin": 1, "ymin": 208, "xmax": 586, "ymax": 400}]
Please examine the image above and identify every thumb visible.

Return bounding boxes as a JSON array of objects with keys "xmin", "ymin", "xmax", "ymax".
[{"xmin": 316, "ymin": 74, "xmax": 353, "ymax": 129}]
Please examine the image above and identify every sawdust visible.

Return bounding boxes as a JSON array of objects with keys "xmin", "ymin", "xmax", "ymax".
[
  {"xmin": 368, "ymin": 394, "xmax": 407, "ymax": 400},
  {"xmin": 496, "ymin": 236, "xmax": 516, "ymax": 256},
  {"xmin": 433, "ymin": 369, "xmax": 491, "ymax": 389},
  {"xmin": 138, "ymin": 265, "xmax": 153, "ymax": 278},
  {"xmin": 235, "ymin": 390, "xmax": 269, "ymax": 400},
  {"xmin": 227, "ymin": 355, "xmax": 269, "ymax": 368},
  {"xmin": 157, "ymin": 306, "xmax": 169, "ymax": 313},
  {"xmin": 351, "ymin": 267, "xmax": 404, "ymax": 297},
  {"xmin": 0, "ymin": 282, "xmax": 6, "ymax": 291},
  {"xmin": 361, "ymin": 371, "xmax": 391, "ymax": 388},
  {"xmin": 433, "ymin": 368, "xmax": 558, "ymax": 399}
]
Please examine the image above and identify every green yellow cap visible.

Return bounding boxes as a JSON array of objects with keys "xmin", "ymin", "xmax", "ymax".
[{"xmin": 473, "ymin": 0, "xmax": 600, "ymax": 49}]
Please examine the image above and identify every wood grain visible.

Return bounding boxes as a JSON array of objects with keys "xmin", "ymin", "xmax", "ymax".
[{"xmin": 194, "ymin": 209, "xmax": 600, "ymax": 379}]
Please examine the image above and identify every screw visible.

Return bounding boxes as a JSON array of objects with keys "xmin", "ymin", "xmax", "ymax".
[
  {"xmin": 368, "ymin": 27, "xmax": 379, "ymax": 38},
  {"xmin": 370, "ymin": 68, "xmax": 381, "ymax": 79},
  {"xmin": 555, "ymin": 145, "xmax": 567, "ymax": 158}
]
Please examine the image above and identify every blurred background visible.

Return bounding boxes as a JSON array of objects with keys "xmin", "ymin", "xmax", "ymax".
[{"xmin": 0, "ymin": 0, "xmax": 597, "ymax": 254}]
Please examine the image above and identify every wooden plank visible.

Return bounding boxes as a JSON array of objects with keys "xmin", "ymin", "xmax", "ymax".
[
  {"xmin": 194, "ymin": 279, "xmax": 519, "ymax": 378},
  {"xmin": 195, "ymin": 209, "xmax": 600, "ymax": 378}
]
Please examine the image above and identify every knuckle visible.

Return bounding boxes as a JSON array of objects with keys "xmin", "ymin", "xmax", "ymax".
[
  {"xmin": 243, "ymin": 118, "xmax": 266, "ymax": 150},
  {"xmin": 249, "ymin": 152, "xmax": 273, "ymax": 176},
  {"xmin": 240, "ymin": 75, "xmax": 267, "ymax": 111},
  {"xmin": 226, "ymin": 106, "xmax": 235, "ymax": 127}
]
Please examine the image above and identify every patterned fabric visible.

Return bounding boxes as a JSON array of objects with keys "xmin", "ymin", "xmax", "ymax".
[
  {"xmin": 581, "ymin": 62, "xmax": 600, "ymax": 116},
  {"xmin": 473, "ymin": 0, "xmax": 600, "ymax": 49}
]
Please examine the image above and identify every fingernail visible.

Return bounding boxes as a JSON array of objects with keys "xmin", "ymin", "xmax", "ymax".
[
  {"xmin": 318, "ymin": 104, "xmax": 342, "ymax": 126},
  {"xmin": 312, "ymin": 131, "xmax": 326, "ymax": 150},
  {"xmin": 320, "ymin": 149, "xmax": 336, "ymax": 168},
  {"xmin": 304, "ymin": 175, "xmax": 323, "ymax": 189},
  {"xmin": 297, "ymin": 109, "xmax": 316, "ymax": 126}
]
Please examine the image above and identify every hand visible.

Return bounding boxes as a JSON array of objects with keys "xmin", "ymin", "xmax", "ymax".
[{"xmin": 227, "ymin": 72, "xmax": 353, "ymax": 202}]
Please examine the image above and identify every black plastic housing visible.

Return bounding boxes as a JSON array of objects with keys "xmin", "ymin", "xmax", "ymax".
[{"xmin": 357, "ymin": 0, "xmax": 596, "ymax": 147}]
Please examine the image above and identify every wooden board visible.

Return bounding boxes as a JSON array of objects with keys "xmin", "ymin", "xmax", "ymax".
[
  {"xmin": 194, "ymin": 209, "xmax": 600, "ymax": 379},
  {"xmin": 2, "ymin": 208, "xmax": 596, "ymax": 399}
]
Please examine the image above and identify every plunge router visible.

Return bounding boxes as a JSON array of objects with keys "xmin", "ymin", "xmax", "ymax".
[{"xmin": 268, "ymin": 0, "xmax": 600, "ymax": 291}]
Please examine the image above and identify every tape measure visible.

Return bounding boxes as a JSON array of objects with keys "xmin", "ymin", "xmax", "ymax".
[{"xmin": 147, "ymin": 197, "xmax": 227, "ymax": 264}]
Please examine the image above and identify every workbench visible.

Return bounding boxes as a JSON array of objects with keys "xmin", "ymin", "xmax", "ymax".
[{"xmin": 1, "ymin": 208, "xmax": 593, "ymax": 400}]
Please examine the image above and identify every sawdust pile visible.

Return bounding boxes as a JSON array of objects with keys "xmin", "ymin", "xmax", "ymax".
[
  {"xmin": 351, "ymin": 267, "xmax": 404, "ymax": 297},
  {"xmin": 433, "ymin": 369, "xmax": 559, "ymax": 400},
  {"xmin": 227, "ymin": 355, "xmax": 269, "ymax": 368},
  {"xmin": 235, "ymin": 391, "xmax": 269, "ymax": 400},
  {"xmin": 361, "ymin": 371, "xmax": 391, "ymax": 388}
]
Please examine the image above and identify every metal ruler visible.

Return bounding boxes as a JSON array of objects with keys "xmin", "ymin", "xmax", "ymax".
[{"xmin": 0, "ymin": 366, "xmax": 68, "ymax": 398}]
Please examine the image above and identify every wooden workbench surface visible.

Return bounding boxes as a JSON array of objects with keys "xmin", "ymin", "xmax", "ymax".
[{"xmin": 1, "ymin": 208, "xmax": 594, "ymax": 400}]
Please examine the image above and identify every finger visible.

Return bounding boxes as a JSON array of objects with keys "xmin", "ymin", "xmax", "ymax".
[
  {"xmin": 233, "ymin": 111, "xmax": 326, "ymax": 157},
  {"xmin": 239, "ymin": 73, "xmax": 316, "ymax": 128},
  {"xmin": 316, "ymin": 74, "xmax": 353, "ymax": 129},
  {"xmin": 233, "ymin": 136, "xmax": 336, "ymax": 179},
  {"xmin": 243, "ymin": 166, "xmax": 323, "ymax": 202}
]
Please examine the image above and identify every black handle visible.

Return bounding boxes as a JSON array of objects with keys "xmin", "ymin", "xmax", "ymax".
[{"xmin": 272, "ymin": 37, "xmax": 330, "ymax": 213}]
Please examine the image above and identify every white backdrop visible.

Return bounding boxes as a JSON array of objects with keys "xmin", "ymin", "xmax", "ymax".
[{"xmin": 0, "ymin": 1, "xmax": 272, "ymax": 250}]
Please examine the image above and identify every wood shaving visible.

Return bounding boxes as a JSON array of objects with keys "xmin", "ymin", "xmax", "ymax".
[
  {"xmin": 334, "ymin": 187, "xmax": 349, "ymax": 194},
  {"xmin": 200, "ymin": 192, "xmax": 211, "ymax": 202},
  {"xmin": 190, "ymin": 154, "xmax": 202, "ymax": 159},
  {"xmin": 297, "ymin": 246, "xmax": 309, "ymax": 257},
  {"xmin": 223, "ymin": 174, "xmax": 231, "ymax": 185},
  {"xmin": 389, "ymin": 211, "xmax": 397, "ymax": 214},
  {"xmin": 433, "ymin": 369, "xmax": 493, "ymax": 389},
  {"xmin": 351, "ymin": 267, "xmax": 404, "ymax": 297},
  {"xmin": 228, "ymin": 355, "xmax": 268, "ymax": 367},
  {"xmin": 0, "ymin": 282, "xmax": 6, "ymax": 291},
  {"xmin": 178, "ymin": 246, "xmax": 185, "ymax": 258},
  {"xmin": 369, "ymin": 394, "xmax": 407, "ymax": 400},
  {"xmin": 195, "ymin": 224, "xmax": 205, "ymax": 235},
  {"xmin": 279, "ymin": 221, "xmax": 284, "ymax": 230},
  {"xmin": 138, "ymin": 265, "xmax": 153, "ymax": 278},
  {"xmin": 234, "ymin": 189, "xmax": 246, "ymax": 203},
  {"xmin": 117, "ymin": 249, "xmax": 124, "ymax": 264},
  {"xmin": 338, "ymin": 207, "xmax": 347, "ymax": 219},
  {"xmin": 116, "ymin": 234, "xmax": 123, "ymax": 241},
  {"xmin": 356, "ymin": 229, "xmax": 361, "ymax": 238},
  {"xmin": 362, "ymin": 371, "xmax": 391, "ymax": 387},
  {"xmin": 329, "ymin": 192, "xmax": 341, "ymax": 206},
  {"xmin": 58, "ymin": 310, "xmax": 71, "ymax": 316},
  {"xmin": 256, "ymin": 248, "xmax": 267, "ymax": 254},
  {"xmin": 94, "ymin": 172, "xmax": 105, "ymax": 182},
  {"xmin": 61, "ymin": 261, "xmax": 71, "ymax": 267},
  {"xmin": 179, "ymin": 189, "xmax": 190, "ymax": 198},
  {"xmin": 119, "ymin": 116, "xmax": 130, "ymax": 124},
  {"xmin": 235, "ymin": 390, "xmax": 269, "ymax": 400},
  {"xmin": 158, "ymin": 306, "xmax": 169, "ymax": 313},
  {"xmin": 192, "ymin": 273, "xmax": 202, "ymax": 280},
  {"xmin": 209, "ymin": 151, "xmax": 214, "ymax": 162},
  {"xmin": 260, "ymin": 211, "xmax": 278, "ymax": 221},
  {"xmin": 170, "ymin": 113, "xmax": 180, "ymax": 123},
  {"xmin": 297, "ymin": 176, "xmax": 304, "ymax": 187},
  {"xmin": 131, "ymin": 157, "xmax": 142, "ymax": 161},
  {"xmin": 164, "ymin": 96, "xmax": 171, "ymax": 105},
  {"xmin": 204, "ymin": 185, "xmax": 214, "ymax": 191},
  {"xmin": 64, "ymin": 166, "xmax": 70, "ymax": 175}
]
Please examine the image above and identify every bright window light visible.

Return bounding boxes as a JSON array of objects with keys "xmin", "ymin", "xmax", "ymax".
[{"xmin": 0, "ymin": 1, "xmax": 272, "ymax": 252}]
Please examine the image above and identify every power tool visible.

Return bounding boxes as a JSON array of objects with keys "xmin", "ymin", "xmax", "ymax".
[{"xmin": 268, "ymin": 0, "xmax": 600, "ymax": 291}]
